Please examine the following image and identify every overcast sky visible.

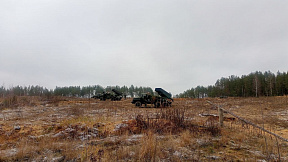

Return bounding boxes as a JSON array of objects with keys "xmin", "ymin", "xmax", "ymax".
[{"xmin": 1, "ymin": 0, "xmax": 288, "ymax": 95}]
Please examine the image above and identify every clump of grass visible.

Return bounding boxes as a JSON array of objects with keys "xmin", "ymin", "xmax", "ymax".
[
  {"xmin": 158, "ymin": 108, "xmax": 186, "ymax": 128},
  {"xmin": 1, "ymin": 136, "xmax": 80, "ymax": 161},
  {"xmin": 2, "ymin": 96, "xmax": 18, "ymax": 108},
  {"xmin": 68, "ymin": 106, "xmax": 84, "ymax": 116},
  {"xmin": 138, "ymin": 130, "xmax": 158, "ymax": 161},
  {"xmin": 205, "ymin": 116, "xmax": 221, "ymax": 136},
  {"xmin": 116, "ymin": 108, "xmax": 221, "ymax": 137},
  {"xmin": 179, "ymin": 130, "xmax": 193, "ymax": 147},
  {"xmin": 264, "ymin": 116, "xmax": 288, "ymax": 128},
  {"xmin": 60, "ymin": 115, "xmax": 108, "ymax": 127}
]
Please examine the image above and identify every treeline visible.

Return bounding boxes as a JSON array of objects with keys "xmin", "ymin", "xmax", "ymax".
[
  {"xmin": 0, "ymin": 85, "xmax": 52, "ymax": 97},
  {"xmin": 178, "ymin": 71, "xmax": 288, "ymax": 98},
  {"xmin": 54, "ymin": 85, "xmax": 154, "ymax": 97},
  {"xmin": 0, "ymin": 85, "xmax": 154, "ymax": 98}
]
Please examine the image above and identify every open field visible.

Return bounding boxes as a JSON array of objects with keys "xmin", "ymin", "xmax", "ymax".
[{"xmin": 1, "ymin": 96, "xmax": 288, "ymax": 161}]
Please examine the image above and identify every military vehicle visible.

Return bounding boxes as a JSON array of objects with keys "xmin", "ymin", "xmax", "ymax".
[
  {"xmin": 110, "ymin": 89, "xmax": 123, "ymax": 101},
  {"xmin": 92, "ymin": 89, "xmax": 123, "ymax": 101},
  {"xmin": 91, "ymin": 92, "xmax": 112, "ymax": 101},
  {"xmin": 131, "ymin": 88, "xmax": 173, "ymax": 107}
]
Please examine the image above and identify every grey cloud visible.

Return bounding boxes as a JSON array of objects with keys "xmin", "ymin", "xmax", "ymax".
[{"xmin": 1, "ymin": 0, "xmax": 288, "ymax": 94}]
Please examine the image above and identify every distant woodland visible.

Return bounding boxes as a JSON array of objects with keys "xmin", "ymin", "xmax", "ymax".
[
  {"xmin": 1, "ymin": 71, "xmax": 288, "ymax": 98},
  {"xmin": 178, "ymin": 71, "xmax": 288, "ymax": 98},
  {"xmin": 0, "ymin": 85, "xmax": 153, "ymax": 98}
]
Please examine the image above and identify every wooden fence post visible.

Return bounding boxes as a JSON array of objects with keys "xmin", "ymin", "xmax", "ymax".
[{"xmin": 218, "ymin": 106, "xmax": 224, "ymax": 127}]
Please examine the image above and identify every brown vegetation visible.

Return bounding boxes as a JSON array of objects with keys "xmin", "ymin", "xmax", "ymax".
[{"xmin": 1, "ymin": 96, "xmax": 288, "ymax": 161}]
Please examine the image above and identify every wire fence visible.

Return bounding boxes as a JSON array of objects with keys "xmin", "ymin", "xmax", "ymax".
[{"xmin": 207, "ymin": 100, "xmax": 288, "ymax": 143}]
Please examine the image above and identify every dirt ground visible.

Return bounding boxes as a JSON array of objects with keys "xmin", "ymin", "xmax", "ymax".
[{"xmin": 1, "ymin": 96, "xmax": 288, "ymax": 161}]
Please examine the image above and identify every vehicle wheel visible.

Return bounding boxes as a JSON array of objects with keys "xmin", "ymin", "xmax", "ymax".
[
  {"xmin": 163, "ymin": 103, "xmax": 167, "ymax": 107},
  {"xmin": 135, "ymin": 101, "xmax": 142, "ymax": 107},
  {"xmin": 156, "ymin": 102, "xmax": 161, "ymax": 108}
]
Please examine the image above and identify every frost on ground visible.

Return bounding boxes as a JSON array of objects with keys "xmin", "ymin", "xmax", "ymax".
[{"xmin": 0, "ymin": 97, "xmax": 288, "ymax": 161}]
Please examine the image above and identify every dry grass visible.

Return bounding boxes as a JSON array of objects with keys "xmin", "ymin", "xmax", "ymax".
[{"xmin": 1, "ymin": 96, "xmax": 288, "ymax": 161}]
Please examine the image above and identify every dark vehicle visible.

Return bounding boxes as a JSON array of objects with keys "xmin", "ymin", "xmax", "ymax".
[
  {"xmin": 92, "ymin": 89, "xmax": 123, "ymax": 101},
  {"xmin": 110, "ymin": 89, "xmax": 123, "ymax": 101},
  {"xmin": 131, "ymin": 88, "xmax": 173, "ymax": 108},
  {"xmin": 92, "ymin": 92, "xmax": 112, "ymax": 101},
  {"xmin": 131, "ymin": 93, "xmax": 153, "ymax": 107}
]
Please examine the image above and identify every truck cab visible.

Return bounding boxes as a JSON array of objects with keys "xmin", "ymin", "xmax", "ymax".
[{"xmin": 131, "ymin": 88, "xmax": 173, "ymax": 108}]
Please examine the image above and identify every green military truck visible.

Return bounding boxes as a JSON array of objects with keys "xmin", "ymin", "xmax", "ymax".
[
  {"xmin": 131, "ymin": 88, "xmax": 173, "ymax": 108},
  {"xmin": 92, "ymin": 89, "xmax": 123, "ymax": 101}
]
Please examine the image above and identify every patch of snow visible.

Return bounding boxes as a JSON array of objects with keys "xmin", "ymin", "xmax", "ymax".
[
  {"xmin": 173, "ymin": 151, "xmax": 182, "ymax": 157},
  {"xmin": 114, "ymin": 123, "xmax": 128, "ymax": 131},
  {"xmin": 126, "ymin": 134, "xmax": 143, "ymax": 143},
  {"xmin": 52, "ymin": 131, "xmax": 65, "ymax": 138},
  {"xmin": 206, "ymin": 155, "xmax": 220, "ymax": 160}
]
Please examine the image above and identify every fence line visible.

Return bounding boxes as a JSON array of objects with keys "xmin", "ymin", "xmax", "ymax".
[{"xmin": 206, "ymin": 100, "xmax": 288, "ymax": 143}]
